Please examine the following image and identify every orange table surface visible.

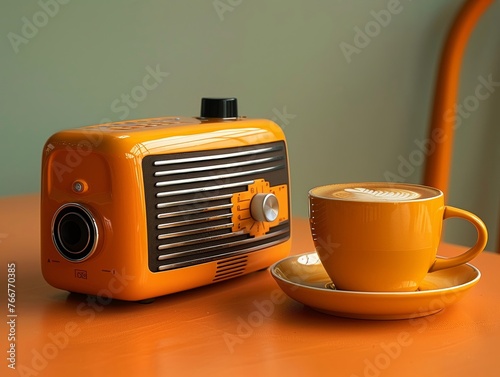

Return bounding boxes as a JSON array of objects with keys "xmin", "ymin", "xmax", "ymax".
[{"xmin": 1, "ymin": 194, "xmax": 500, "ymax": 377}]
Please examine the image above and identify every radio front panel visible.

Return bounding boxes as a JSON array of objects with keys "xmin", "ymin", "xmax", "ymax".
[
  {"xmin": 143, "ymin": 141, "xmax": 290, "ymax": 273},
  {"xmin": 41, "ymin": 98, "xmax": 292, "ymax": 300}
]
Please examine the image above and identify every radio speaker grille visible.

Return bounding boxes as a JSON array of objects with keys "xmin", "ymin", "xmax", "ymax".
[
  {"xmin": 142, "ymin": 141, "xmax": 290, "ymax": 272},
  {"xmin": 214, "ymin": 255, "xmax": 248, "ymax": 282}
]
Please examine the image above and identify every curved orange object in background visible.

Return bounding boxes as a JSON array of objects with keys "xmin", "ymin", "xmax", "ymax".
[{"xmin": 423, "ymin": 0, "xmax": 494, "ymax": 198}]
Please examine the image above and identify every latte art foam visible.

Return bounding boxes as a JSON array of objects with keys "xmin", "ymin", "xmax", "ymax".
[
  {"xmin": 343, "ymin": 187, "xmax": 420, "ymax": 201},
  {"xmin": 310, "ymin": 183, "xmax": 441, "ymax": 202}
]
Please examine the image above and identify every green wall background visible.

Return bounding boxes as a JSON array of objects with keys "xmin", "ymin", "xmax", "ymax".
[{"xmin": 1, "ymin": 0, "xmax": 499, "ymax": 250}]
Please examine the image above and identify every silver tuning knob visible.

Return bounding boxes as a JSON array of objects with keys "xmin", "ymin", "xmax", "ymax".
[{"xmin": 250, "ymin": 193, "xmax": 279, "ymax": 222}]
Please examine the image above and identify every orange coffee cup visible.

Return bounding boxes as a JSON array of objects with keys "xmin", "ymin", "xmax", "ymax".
[{"xmin": 308, "ymin": 182, "xmax": 488, "ymax": 292}]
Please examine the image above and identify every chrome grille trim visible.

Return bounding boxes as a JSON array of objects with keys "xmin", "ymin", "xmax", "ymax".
[
  {"xmin": 156, "ymin": 194, "xmax": 233, "ymax": 209},
  {"xmin": 155, "ymin": 165, "xmax": 283, "ymax": 187},
  {"xmin": 157, "ymin": 237, "xmax": 287, "ymax": 271},
  {"xmin": 157, "ymin": 203, "xmax": 233, "ymax": 219},
  {"xmin": 156, "ymin": 180, "xmax": 254, "ymax": 198},
  {"xmin": 158, "ymin": 230, "xmax": 247, "ymax": 251},
  {"xmin": 154, "ymin": 156, "xmax": 282, "ymax": 177},
  {"xmin": 153, "ymin": 146, "xmax": 278, "ymax": 166},
  {"xmin": 157, "ymin": 213, "xmax": 233, "ymax": 230},
  {"xmin": 157, "ymin": 223, "xmax": 234, "ymax": 240},
  {"xmin": 143, "ymin": 141, "xmax": 290, "ymax": 273},
  {"xmin": 157, "ymin": 228, "xmax": 289, "ymax": 261}
]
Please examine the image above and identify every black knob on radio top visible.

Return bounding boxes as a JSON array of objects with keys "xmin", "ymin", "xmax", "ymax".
[{"xmin": 200, "ymin": 98, "xmax": 238, "ymax": 119}]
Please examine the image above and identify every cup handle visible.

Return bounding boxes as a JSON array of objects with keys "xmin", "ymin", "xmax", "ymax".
[{"xmin": 429, "ymin": 206, "xmax": 488, "ymax": 272}]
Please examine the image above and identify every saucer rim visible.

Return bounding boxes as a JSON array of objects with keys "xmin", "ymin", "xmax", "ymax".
[{"xmin": 270, "ymin": 251, "xmax": 481, "ymax": 296}]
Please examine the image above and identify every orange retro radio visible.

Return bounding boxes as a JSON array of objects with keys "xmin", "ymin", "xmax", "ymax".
[{"xmin": 41, "ymin": 98, "xmax": 291, "ymax": 301}]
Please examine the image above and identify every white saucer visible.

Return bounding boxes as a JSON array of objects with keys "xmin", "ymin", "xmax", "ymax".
[{"xmin": 270, "ymin": 252, "xmax": 480, "ymax": 320}]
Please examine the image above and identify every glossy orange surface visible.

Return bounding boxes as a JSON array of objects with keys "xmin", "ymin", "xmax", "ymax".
[
  {"xmin": 424, "ymin": 0, "xmax": 494, "ymax": 198},
  {"xmin": 271, "ymin": 252, "xmax": 481, "ymax": 320},
  {"xmin": 308, "ymin": 183, "xmax": 487, "ymax": 292},
  {"xmin": 40, "ymin": 116, "xmax": 290, "ymax": 301},
  {"xmin": 423, "ymin": 0, "xmax": 499, "ymax": 254},
  {"xmin": 1, "ymin": 195, "xmax": 500, "ymax": 377}
]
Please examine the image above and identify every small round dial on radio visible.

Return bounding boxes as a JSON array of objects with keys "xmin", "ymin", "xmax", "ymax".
[
  {"xmin": 250, "ymin": 193, "xmax": 279, "ymax": 222},
  {"xmin": 231, "ymin": 179, "xmax": 288, "ymax": 237}
]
